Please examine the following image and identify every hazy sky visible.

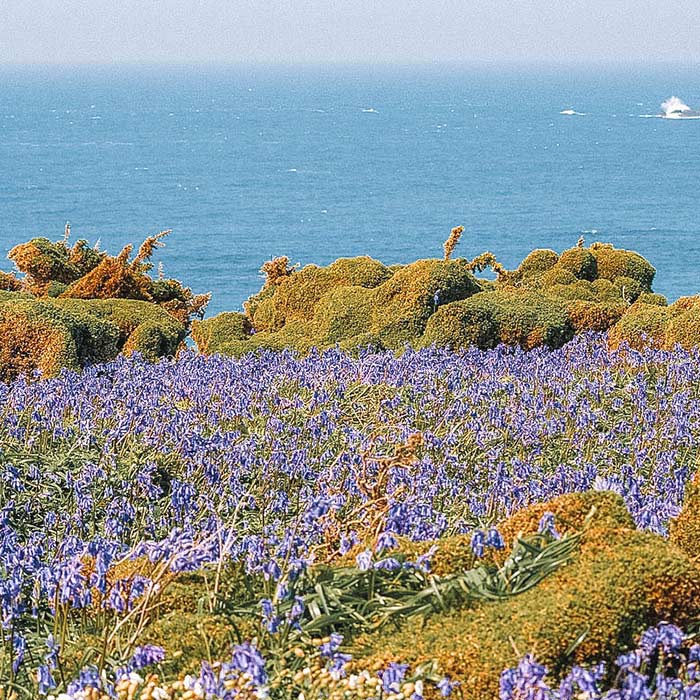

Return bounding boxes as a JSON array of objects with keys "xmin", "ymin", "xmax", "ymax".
[{"xmin": 1, "ymin": 0, "xmax": 699, "ymax": 65}]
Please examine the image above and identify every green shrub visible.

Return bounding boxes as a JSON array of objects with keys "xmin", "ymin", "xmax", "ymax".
[
  {"xmin": 557, "ymin": 248, "xmax": 598, "ymax": 281},
  {"xmin": 590, "ymin": 244, "xmax": 655, "ymax": 290},
  {"xmin": 608, "ymin": 304, "xmax": 671, "ymax": 350},
  {"xmin": 614, "ymin": 276, "xmax": 645, "ymax": 303},
  {"xmin": 637, "ymin": 292, "xmax": 668, "ymax": 307},
  {"xmin": 191, "ymin": 312, "xmax": 252, "ymax": 354},
  {"xmin": 566, "ymin": 300, "xmax": 627, "ymax": 333},
  {"xmin": 670, "ymin": 470, "xmax": 700, "ymax": 559},
  {"xmin": 517, "ymin": 249, "xmax": 559, "ymax": 278},
  {"xmin": 360, "ymin": 526, "xmax": 700, "ymax": 698},
  {"xmin": 0, "ymin": 299, "xmax": 120, "ymax": 381}
]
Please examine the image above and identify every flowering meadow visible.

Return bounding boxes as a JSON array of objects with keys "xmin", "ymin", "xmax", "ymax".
[{"xmin": 3, "ymin": 334, "xmax": 700, "ymax": 698}]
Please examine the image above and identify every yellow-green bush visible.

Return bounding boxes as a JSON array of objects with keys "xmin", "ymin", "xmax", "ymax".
[
  {"xmin": 423, "ymin": 289, "xmax": 573, "ymax": 351},
  {"xmin": 0, "ymin": 297, "xmax": 185, "ymax": 379},
  {"xmin": 8, "ymin": 237, "xmax": 89, "ymax": 294},
  {"xmin": 670, "ymin": 469, "xmax": 700, "ymax": 560},
  {"xmin": 557, "ymin": 247, "xmax": 598, "ymax": 281},
  {"xmin": 637, "ymin": 292, "xmax": 668, "ymax": 306},
  {"xmin": 0, "ymin": 300, "xmax": 120, "ymax": 381},
  {"xmin": 359, "ymin": 527, "xmax": 700, "ymax": 699},
  {"xmin": 608, "ymin": 303, "xmax": 671, "ymax": 350},
  {"xmin": 590, "ymin": 244, "xmax": 655, "ymax": 290},
  {"xmin": 191, "ymin": 312, "xmax": 252, "ymax": 354},
  {"xmin": 517, "ymin": 249, "xmax": 559, "ymax": 278},
  {"xmin": 248, "ymin": 256, "xmax": 393, "ymax": 331},
  {"xmin": 566, "ymin": 300, "xmax": 627, "ymax": 332},
  {"xmin": 0, "ymin": 270, "xmax": 22, "ymax": 291}
]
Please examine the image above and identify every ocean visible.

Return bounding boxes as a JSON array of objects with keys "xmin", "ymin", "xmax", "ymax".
[{"xmin": 1, "ymin": 64, "xmax": 698, "ymax": 315}]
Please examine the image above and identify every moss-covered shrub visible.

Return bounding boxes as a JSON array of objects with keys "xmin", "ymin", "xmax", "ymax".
[
  {"xmin": 191, "ymin": 312, "xmax": 252, "ymax": 354},
  {"xmin": 424, "ymin": 289, "xmax": 573, "ymax": 351},
  {"xmin": 670, "ymin": 469, "xmax": 700, "ymax": 560},
  {"xmin": 608, "ymin": 304, "xmax": 671, "ymax": 350},
  {"xmin": 517, "ymin": 249, "xmax": 559, "ymax": 278},
  {"xmin": 566, "ymin": 300, "xmax": 627, "ymax": 332},
  {"xmin": 557, "ymin": 247, "xmax": 598, "ymax": 281},
  {"xmin": 360, "ymin": 526, "xmax": 700, "ymax": 698},
  {"xmin": 590, "ymin": 244, "xmax": 655, "ymax": 290}
]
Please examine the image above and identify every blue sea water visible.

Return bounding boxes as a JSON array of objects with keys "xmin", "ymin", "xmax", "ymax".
[{"xmin": 0, "ymin": 64, "xmax": 699, "ymax": 315}]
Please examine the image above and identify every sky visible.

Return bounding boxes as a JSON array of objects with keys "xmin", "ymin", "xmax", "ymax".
[{"xmin": 0, "ymin": 0, "xmax": 699, "ymax": 66}]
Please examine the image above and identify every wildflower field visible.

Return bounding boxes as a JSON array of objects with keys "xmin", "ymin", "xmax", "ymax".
[{"xmin": 4, "ymin": 334, "xmax": 700, "ymax": 698}]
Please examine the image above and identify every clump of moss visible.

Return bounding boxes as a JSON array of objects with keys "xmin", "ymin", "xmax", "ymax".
[{"xmin": 359, "ymin": 526, "xmax": 700, "ymax": 698}]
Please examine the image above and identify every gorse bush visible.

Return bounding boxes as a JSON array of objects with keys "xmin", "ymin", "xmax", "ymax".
[
  {"xmin": 195, "ymin": 236, "xmax": 671, "ymax": 358},
  {"xmin": 0, "ymin": 227, "xmax": 209, "ymax": 379}
]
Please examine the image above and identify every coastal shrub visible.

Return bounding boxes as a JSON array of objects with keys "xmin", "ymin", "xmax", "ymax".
[
  {"xmin": 566, "ymin": 300, "xmax": 626, "ymax": 332},
  {"xmin": 422, "ymin": 288, "xmax": 572, "ymax": 350},
  {"xmin": 664, "ymin": 310, "xmax": 700, "ymax": 351},
  {"xmin": 608, "ymin": 303, "xmax": 671, "ymax": 350},
  {"xmin": 557, "ymin": 247, "xmax": 598, "ymax": 281},
  {"xmin": 8, "ymin": 237, "xmax": 86, "ymax": 294},
  {"xmin": 421, "ymin": 301, "xmax": 498, "ymax": 350},
  {"xmin": 637, "ymin": 292, "xmax": 668, "ymax": 306},
  {"xmin": 613, "ymin": 275, "xmax": 644, "ymax": 303},
  {"xmin": 360, "ymin": 526, "xmax": 700, "ymax": 698},
  {"xmin": 191, "ymin": 312, "xmax": 252, "ymax": 354},
  {"xmin": 56, "ymin": 298, "xmax": 186, "ymax": 359},
  {"xmin": 590, "ymin": 244, "xmax": 655, "ymax": 289},
  {"xmin": 0, "ymin": 269, "xmax": 22, "ymax": 291},
  {"xmin": 544, "ymin": 280, "xmax": 598, "ymax": 301},
  {"xmin": 247, "ymin": 256, "xmax": 393, "ymax": 331},
  {"xmin": 61, "ymin": 251, "xmax": 153, "ymax": 301},
  {"xmin": 0, "ymin": 299, "xmax": 121, "ymax": 381},
  {"xmin": 538, "ymin": 266, "xmax": 577, "ymax": 288},
  {"xmin": 670, "ymin": 469, "xmax": 700, "ymax": 560},
  {"xmin": 517, "ymin": 248, "xmax": 559, "ymax": 278}
]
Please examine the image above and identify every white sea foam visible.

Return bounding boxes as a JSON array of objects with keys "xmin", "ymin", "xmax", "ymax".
[
  {"xmin": 560, "ymin": 109, "xmax": 586, "ymax": 116},
  {"xmin": 659, "ymin": 96, "xmax": 700, "ymax": 119},
  {"xmin": 362, "ymin": 108, "xmax": 379, "ymax": 113}
]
